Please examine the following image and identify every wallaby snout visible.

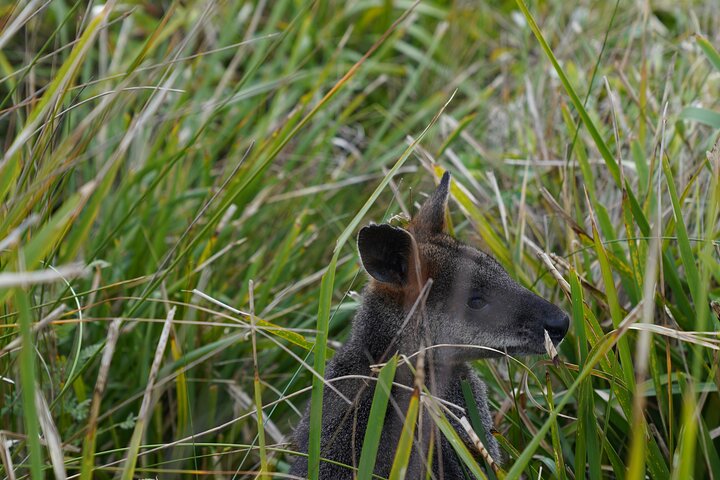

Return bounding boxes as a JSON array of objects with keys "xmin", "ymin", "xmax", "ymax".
[{"xmin": 541, "ymin": 299, "xmax": 570, "ymax": 345}]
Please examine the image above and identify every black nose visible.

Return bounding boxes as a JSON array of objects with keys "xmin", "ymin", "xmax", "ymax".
[{"xmin": 544, "ymin": 312, "xmax": 570, "ymax": 344}]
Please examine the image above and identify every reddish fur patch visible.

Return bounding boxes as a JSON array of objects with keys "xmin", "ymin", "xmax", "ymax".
[{"xmin": 366, "ymin": 232, "xmax": 430, "ymax": 311}]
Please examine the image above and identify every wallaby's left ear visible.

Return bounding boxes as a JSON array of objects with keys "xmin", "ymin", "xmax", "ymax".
[
  {"xmin": 411, "ymin": 171, "xmax": 450, "ymax": 235},
  {"xmin": 358, "ymin": 224, "xmax": 414, "ymax": 286}
]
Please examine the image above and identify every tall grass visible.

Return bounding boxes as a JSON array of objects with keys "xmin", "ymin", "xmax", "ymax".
[{"xmin": 1, "ymin": 1, "xmax": 718, "ymax": 478}]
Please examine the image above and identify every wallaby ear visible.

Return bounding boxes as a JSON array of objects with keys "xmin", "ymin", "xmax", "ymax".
[
  {"xmin": 358, "ymin": 224, "xmax": 414, "ymax": 286},
  {"xmin": 411, "ymin": 171, "xmax": 450, "ymax": 235}
]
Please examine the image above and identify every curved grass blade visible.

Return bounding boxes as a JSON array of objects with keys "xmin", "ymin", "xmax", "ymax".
[{"xmin": 695, "ymin": 34, "xmax": 720, "ymax": 71}]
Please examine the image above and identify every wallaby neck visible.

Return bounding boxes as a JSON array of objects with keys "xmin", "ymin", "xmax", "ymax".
[
  {"xmin": 349, "ymin": 288, "xmax": 425, "ymax": 364},
  {"xmin": 347, "ymin": 288, "xmax": 462, "ymax": 395}
]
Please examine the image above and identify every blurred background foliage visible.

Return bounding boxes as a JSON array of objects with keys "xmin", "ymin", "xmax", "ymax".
[{"xmin": 0, "ymin": 0, "xmax": 719, "ymax": 478}]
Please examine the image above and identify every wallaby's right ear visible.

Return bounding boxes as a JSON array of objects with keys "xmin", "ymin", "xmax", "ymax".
[
  {"xmin": 411, "ymin": 171, "xmax": 450, "ymax": 235},
  {"xmin": 358, "ymin": 224, "xmax": 414, "ymax": 286}
]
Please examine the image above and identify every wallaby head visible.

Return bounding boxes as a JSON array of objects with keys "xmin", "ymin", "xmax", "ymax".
[{"xmin": 356, "ymin": 172, "xmax": 569, "ymax": 363}]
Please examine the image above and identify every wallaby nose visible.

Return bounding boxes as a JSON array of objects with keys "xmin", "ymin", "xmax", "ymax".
[{"xmin": 544, "ymin": 311, "xmax": 570, "ymax": 344}]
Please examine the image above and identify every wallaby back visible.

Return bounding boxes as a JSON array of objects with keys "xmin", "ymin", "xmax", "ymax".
[{"xmin": 290, "ymin": 172, "xmax": 569, "ymax": 479}]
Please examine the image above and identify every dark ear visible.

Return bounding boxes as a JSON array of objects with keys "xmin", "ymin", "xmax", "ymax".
[
  {"xmin": 411, "ymin": 171, "xmax": 450, "ymax": 235},
  {"xmin": 358, "ymin": 224, "xmax": 414, "ymax": 286}
]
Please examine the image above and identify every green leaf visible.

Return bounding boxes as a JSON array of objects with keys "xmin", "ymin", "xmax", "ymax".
[
  {"xmin": 679, "ymin": 107, "xmax": 720, "ymax": 129},
  {"xmin": 661, "ymin": 156, "xmax": 701, "ymax": 308},
  {"xmin": 696, "ymin": 34, "xmax": 720, "ymax": 71}
]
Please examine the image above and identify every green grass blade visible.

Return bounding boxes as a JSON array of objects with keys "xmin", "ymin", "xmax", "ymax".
[
  {"xmin": 545, "ymin": 371, "xmax": 566, "ymax": 480},
  {"xmin": 14, "ymin": 287, "xmax": 44, "ymax": 479},
  {"xmin": 426, "ymin": 402, "xmax": 487, "ymax": 480},
  {"xmin": 307, "ymin": 262, "xmax": 336, "ymax": 480},
  {"xmin": 588, "ymin": 210, "xmax": 634, "ymax": 389},
  {"xmin": 661, "ymin": 156, "xmax": 701, "ymax": 308},
  {"xmin": 679, "ymin": 106, "xmax": 720, "ymax": 129},
  {"xmin": 358, "ymin": 356, "xmax": 398, "ymax": 480},
  {"xmin": 388, "ymin": 387, "xmax": 420, "ymax": 480},
  {"xmin": 0, "ymin": 3, "xmax": 114, "ymax": 202},
  {"xmin": 695, "ymin": 33, "xmax": 720, "ymax": 71},
  {"xmin": 570, "ymin": 270, "xmax": 602, "ymax": 480},
  {"xmin": 515, "ymin": 0, "xmax": 621, "ymax": 186}
]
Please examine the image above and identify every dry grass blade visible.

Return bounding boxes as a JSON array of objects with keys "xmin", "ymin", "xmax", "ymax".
[
  {"xmin": 0, "ymin": 0, "xmax": 45, "ymax": 51},
  {"xmin": 537, "ymin": 251, "xmax": 571, "ymax": 296},
  {"xmin": 459, "ymin": 416, "xmax": 499, "ymax": 473},
  {"xmin": 34, "ymin": 389, "xmax": 67, "ymax": 479},
  {"xmin": 0, "ymin": 305, "xmax": 66, "ymax": 356},
  {"xmin": 0, "ymin": 431, "xmax": 16, "ymax": 480},
  {"xmin": 544, "ymin": 330, "xmax": 559, "ymax": 363},
  {"xmin": 120, "ymin": 307, "xmax": 175, "ymax": 480},
  {"xmin": 0, "ymin": 264, "xmax": 91, "ymax": 288},
  {"xmin": 627, "ymin": 324, "xmax": 720, "ymax": 351},
  {"xmin": 80, "ymin": 319, "xmax": 122, "ymax": 480}
]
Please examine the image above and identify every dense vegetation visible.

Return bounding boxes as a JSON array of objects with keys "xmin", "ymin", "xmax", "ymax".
[{"xmin": 1, "ymin": 1, "xmax": 719, "ymax": 478}]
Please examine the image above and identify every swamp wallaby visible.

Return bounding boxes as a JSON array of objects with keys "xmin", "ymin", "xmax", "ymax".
[{"xmin": 290, "ymin": 172, "xmax": 569, "ymax": 479}]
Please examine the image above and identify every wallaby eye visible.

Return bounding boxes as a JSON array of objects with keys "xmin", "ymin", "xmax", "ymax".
[{"xmin": 467, "ymin": 294, "xmax": 487, "ymax": 310}]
